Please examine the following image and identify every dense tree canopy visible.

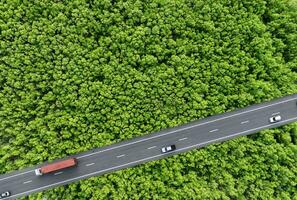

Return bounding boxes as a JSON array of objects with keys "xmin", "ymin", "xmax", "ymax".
[{"xmin": 0, "ymin": 0, "xmax": 297, "ymax": 199}]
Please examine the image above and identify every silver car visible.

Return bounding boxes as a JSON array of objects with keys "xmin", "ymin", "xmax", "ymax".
[{"xmin": 269, "ymin": 115, "xmax": 281, "ymax": 123}]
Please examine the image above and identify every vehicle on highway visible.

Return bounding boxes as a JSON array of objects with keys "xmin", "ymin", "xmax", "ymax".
[
  {"xmin": 35, "ymin": 158, "xmax": 77, "ymax": 176},
  {"xmin": 269, "ymin": 115, "xmax": 282, "ymax": 123},
  {"xmin": 161, "ymin": 145, "xmax": 176, "ymax": 153},
  {"xmin": 0, "ymin": 191, "xmax": 11, "ymax": 199}
]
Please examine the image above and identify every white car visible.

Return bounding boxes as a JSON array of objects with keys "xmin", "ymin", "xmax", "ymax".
[
  {"xmin": 269, "ymin": 115, "xmax": 282, "ymax": 123},
  {"xmin": 35, "ymin": 168, "xmax": 43, "ymax": 176},
  {"xmin": 161, "ymin": 145, "xmax": 176, "ymax": 153},
  {"xmin": 0, "ymin": 191, "xmax": 11, "ymax": 199}
]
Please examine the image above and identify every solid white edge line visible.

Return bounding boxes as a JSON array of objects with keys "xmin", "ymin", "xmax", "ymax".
[
  {"xmin": 2, "ymin": 96, "xmax": 297, "ymax": 181},
  {"xmin": 76, "ymin": 97, "xmax": 297, "ymax": 160},
  {"xmin": 0, "ymin": 170, "xmax": 35, "ymax": 182},
  {"xmin": 10, "ymin": 116, "xmax": 297, "ymax": 198}
]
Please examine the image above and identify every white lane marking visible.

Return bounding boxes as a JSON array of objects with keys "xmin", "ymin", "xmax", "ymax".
[
  {"xmin": 209, "ymin": 129, "xmax": 218, "ymax": 133},
  {"xmin": 147, "ymin": 146, "xmax": 156, "ymax": 150},
  {"xmin": 178, "ymin": 137, "xmax": 188, "ymax": 141},
  {"xmin": 240, "ymin": 120, "xmax": 249, "ymax": 124},
  {"xmin": 23, "ymin": 180, "xmax": 32, "ymax": 184},
  {"xmin": 85, "ymin": 163, "xmax": 95, "ymax": 167},
  {"xmin": 11, "ymin": 116, "xmax": 297, "ymax": 199},
  {"xmin": 54, "ymin": 172, "xmax": 63, "ymax": 176},
  {"xmin": 272, "ymin": 112, "xmax": 280, "ymax": 116},
  {"xmin": 116, "ymin": 154, "xmax": 125, "ymax": 158},
  {"xmin": 0, "ymin": 170, "xmax": 35, "ymax": 182},
  {"xmin": 2, "ymin": 96, "xmax": 297, "ymax": 182},
  {"xmin": 75, "ymin": 97, "xmax": 296, "ymax": 159}
]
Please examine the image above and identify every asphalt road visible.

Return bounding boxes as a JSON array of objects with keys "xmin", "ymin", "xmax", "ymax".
[{"xmin": 1, "ymin": 94, "xmax": 297, "ymax": 199}]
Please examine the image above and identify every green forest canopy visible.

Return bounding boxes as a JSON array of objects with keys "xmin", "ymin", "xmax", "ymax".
[{"xmin": 0, "ymin": 0, "xmax": 297, "ymax": 199}]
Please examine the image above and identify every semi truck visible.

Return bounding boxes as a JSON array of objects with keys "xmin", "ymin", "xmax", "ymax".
[{"xmin": 35, "ymin": 158, "xmax": 77, "ymax": 176}]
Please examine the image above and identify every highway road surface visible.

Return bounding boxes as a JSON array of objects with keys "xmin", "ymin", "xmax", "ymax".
[{"xmin": 1, "ymin": 93, "xmax": 297, "ymax": 199}]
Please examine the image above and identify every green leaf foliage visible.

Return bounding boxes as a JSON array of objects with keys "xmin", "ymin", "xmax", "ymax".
[{"xmin": 0, "ymin": 0, "xmax": 297, "ymax": 199}]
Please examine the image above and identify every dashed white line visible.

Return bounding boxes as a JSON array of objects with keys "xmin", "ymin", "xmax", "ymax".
[
  {"xmin": 240, "ymin": 120, "xmax": 249, "ymax": 124},
  {"xmin": 54, "ymin": 172, "xmax": 63, "ymax": 176},
  {"xmin": 178, "ymin": 137, "xmax": 188, "ymax": 141},
  {"xmin": 209, "ymin": 129, "xmax": 219, "ymax": 133},
  {"xmin": 272, "ymin": 112, "xmax": 280, "ymax": 116},
  {"xmin": 2, "ymin": 96, "xmax": 297, "ymax": 183},
  {"xmin": 9, "ymin": 116, "xmax": 297, "ymax": 199},
  {"xmin": 85, "ymin": 163, "xmax": 95, "ymax": 167},
  {"xmin": 147, "ymin": 146, "xmax": 156, "ymax": 150},
  {"xmin": 117, "ymin": 154, "xmax": 125, "ymax": 158},
  {"xmin": 75, "ymin": 97, "xmax": 297, "ymax": 160},
  {"xmin": 23, "ymin": 180, "xmax": 32, "ymax": 184}
]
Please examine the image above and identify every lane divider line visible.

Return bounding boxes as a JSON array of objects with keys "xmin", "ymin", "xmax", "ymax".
[
  {"xmin": 209, "ymin": 129, "xmax": 219, "ymax": 133},
  {"xmin": 1, "ymin": 96, "xmax": 296, "ymax": 182},
  {"xmin": 10, "ymin": 116, "xmax": 297, "ymax": 199},
  {"xmin": 147, "ymin": 146, "xmax": 156, "ymax": 150},
  {"xmin": 240, "ymin": 120, "xmax": 249, "ymax": 124},
  {"xmin": 178, "ymin": 137, "xmax": 188, "ymax": 141},
  {"xmin": 116, "ymin": 154, "xmax": 125, "ymax": 158},
  {"xmin": 272, "ymin": 112, "xmax": 280, "ymax": 116},
  {"xmin": 54, "ymin": 172, "xmax": 63, "ymax": 176},
  {"xmin": 85, "ymin": 163, "xmax": 95, "ymax": 167},
  {"xmin": 23, "ymin": 180, "xmax": 32, "ymax": 184},
  {"xmin": 76, "ymin": 97, "xmax": 297, "ymax": 160}
]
